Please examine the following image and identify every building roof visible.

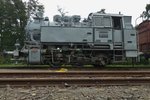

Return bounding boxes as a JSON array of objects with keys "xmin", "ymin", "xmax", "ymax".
[{"xmin": 137, "ymin": 20, "xmax": 150, "ymax": 29}]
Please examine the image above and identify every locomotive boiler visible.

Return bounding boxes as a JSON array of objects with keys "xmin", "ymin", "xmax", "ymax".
[{"xmin": 10, "ymin": 9, "xmax": 138, "ymax": 66}]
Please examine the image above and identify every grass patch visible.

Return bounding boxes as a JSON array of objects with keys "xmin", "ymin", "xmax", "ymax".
[{"xmin": 106, "ymin": 64, "xmax": 150, "ymax": 67}]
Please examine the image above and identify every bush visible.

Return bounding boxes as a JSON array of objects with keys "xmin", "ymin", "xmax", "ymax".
[{"xmin": 0, "ymin": 55, "xmax": 12, "ymax": 64}]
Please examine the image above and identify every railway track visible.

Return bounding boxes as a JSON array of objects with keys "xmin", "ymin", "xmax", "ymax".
[{"xmin": 0, "ymin": 69, "xmax": 150, "ymax": 86}]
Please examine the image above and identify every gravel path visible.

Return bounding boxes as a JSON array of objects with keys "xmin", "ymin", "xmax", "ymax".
[{"xmin": 0, "ymin": 85, "xmax": 149, "ymax": 100}]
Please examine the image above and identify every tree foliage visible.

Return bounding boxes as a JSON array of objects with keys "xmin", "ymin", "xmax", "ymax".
[
  {"xmin": 146, "ymin": 4, "xmax": 150, "ymax": 13},
  {"xmin": 145, "ymin": 4, "xmax": 150, "ymax": 19},
  {"xmin": 0, "ymin": 0, "xmax": 44, "ymax": 51},
  {"xmin": 27, "ymin": 0, "xmax": 44, "ymax": 18},
  {"xmin": 0, "ymin": 0, "xmax": 27, "ymax": 50},
  {"xmin": 142, "ymin": 4, "xmax": 150, "ymax": 20}
]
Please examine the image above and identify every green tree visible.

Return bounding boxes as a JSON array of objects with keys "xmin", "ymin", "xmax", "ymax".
[
  {"xmin": 145, "ymin": 4, "xmax": 150, "ymax": 19},
  {"xmin": 27, "ymin": 0, "xmax": 44, "ymax": 18},
  {"xmin": 0, "ymin": 0, "xmax": 44, "ymax": 51},
  {"xmin": 0, "ymin": 0, "xmax": 27, "ymax": 51},
  {"xmin": 142, "ymin": 4, "xmax": 150, "ymax": 20}
]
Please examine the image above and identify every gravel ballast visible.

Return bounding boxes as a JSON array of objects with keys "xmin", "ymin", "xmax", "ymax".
[{"xmin": 0, "ymin": 85, "xmax": 149, "ymax": 100}]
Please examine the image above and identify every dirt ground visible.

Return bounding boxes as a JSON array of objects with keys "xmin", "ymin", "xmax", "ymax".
[{"xmin": 0, "ymin": 85, "xmax": 150, "ymax": 100}]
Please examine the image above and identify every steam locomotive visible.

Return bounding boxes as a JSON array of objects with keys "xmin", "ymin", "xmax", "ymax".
[{"xmin": 9, "ymin": 8, "xmax": 138, "ymax": 66}]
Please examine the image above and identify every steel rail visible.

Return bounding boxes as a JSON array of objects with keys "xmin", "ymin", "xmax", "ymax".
[
  {"xmin": 0, "ymin": 71, "xmax": 150, "ymax": 77},
  {"xmin": 0, "ymin": 70, "xmax": 150, "ymax": 86},
  {"xmin": 0, "ymin": 77, "xmax": 150, "ymax": 86}
]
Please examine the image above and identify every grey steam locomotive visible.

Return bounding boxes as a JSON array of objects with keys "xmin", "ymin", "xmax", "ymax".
[{"xmin": 9, "ymin": 8, "xmax": 138, "ymax": 66}]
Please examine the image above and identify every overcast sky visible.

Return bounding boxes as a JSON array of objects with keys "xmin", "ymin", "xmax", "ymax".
[{"xmin": 38, "ymin": 0, "xmax": 149, "ymax": 26}]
